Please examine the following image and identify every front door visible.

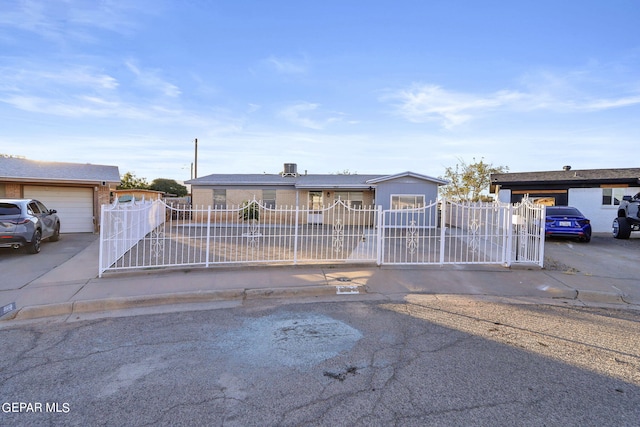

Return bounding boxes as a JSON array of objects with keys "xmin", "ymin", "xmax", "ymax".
[{"xmin": 308, "ymin": 191, "xmax": 323, "ymax": 224}]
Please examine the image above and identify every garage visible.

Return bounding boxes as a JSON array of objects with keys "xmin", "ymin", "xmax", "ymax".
[
  {"xmin": 1, "ymin": 157, "xmax": 120, "ymax": 234},
  {"xmin": 24, "ymin": 186, "xmax": 95, "ymax": 233}
]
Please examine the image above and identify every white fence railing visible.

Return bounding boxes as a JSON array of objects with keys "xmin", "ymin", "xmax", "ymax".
[
  {"xmin": 99, "ymin": 199, "xmax": 166, "ymax": 275},
  {"xmin": 99, "ymin": 197, "xmax": 545, "ymax": 276}
]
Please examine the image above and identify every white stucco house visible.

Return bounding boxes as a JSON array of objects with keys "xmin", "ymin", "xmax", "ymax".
[{"xmin": 491, "ymin": 166, "xmax": 640, "ymax": 233}]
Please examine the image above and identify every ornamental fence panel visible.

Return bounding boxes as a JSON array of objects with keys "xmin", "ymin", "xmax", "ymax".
[{"xmin": 99, "ymin": 197, "xmax": 544, "ymax": 277}]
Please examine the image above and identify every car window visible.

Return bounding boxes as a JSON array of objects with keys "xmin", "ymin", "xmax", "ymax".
[
  {"xmin": 547, "ymin": 207, "xmax": 581, "ymax": 216},
  {"xmin": 36, "ymin": 201, "xmax": 49, "ymax": 213},
  {"xmin": 28, "ymin": 202, "xmax": 41, "ymax": 214},
  {"xmin": 0, "ymin": 203, "xmax": 21, "ymax": 216}
]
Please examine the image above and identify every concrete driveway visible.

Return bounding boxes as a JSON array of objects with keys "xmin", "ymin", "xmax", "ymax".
[
  {"xmin": 543, "ymin": 232, "xmax": 639, "ymax": 278},
  {"xmin": 0, "ymin": 233, "xmax": 98, "ymax": 292}
]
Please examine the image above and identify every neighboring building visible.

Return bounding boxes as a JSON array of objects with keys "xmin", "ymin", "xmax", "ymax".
[
  {"xmin": 491, "ymin": 166, "xmax": 640, "ymax": 233},
  {"xmin": 111, "ymin": 189, "xmax": 164, "ymax": 203},
  {"xmin": 186, "ymin": 163, "xmax": 448, "ymax": 225},
  {"xmin": 0, "ymin": 156, "xmax": 120, "ymax": 233}
]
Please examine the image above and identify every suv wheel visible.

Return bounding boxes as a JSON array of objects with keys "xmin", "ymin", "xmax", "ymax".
[
  {"xmin": 612, "ymin": 217, "xmax": 632, "ymax": 239},
  {"xmin": 50, "ymin": 223, "xmax": 61, "ymax": 242},
  {"xmin": 27, "ymin": 229, "xmax": 42, "ymax": 254}
]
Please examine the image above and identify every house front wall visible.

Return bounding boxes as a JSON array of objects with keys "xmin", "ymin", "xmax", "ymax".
[
  {"xmin": 375, "ymin": 178, "xmax": 439, "ymax": 210},
  {"xmin": 569, "ymin": 187, "xmax": 640, "ymax": 233},
  {"xmin": 191, "ymin": 186, "xmax": 298, "ymax": 208},
  {"xmin": 190, "ymin": 186, "xmax": 376, "ymax": 225},
  {"xmin": 374, "ymin": 178, "xmax": 440, "ymax": 227}
]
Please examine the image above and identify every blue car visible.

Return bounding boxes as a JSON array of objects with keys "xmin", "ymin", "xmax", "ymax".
[{"xmin": 545, "ymin": 206, "xmax": 592, "ymax": 243}]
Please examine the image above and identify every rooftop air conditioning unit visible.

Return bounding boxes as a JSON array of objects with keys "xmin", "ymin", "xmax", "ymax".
[{"xmin": 282, "ymin": 163, "xmax": 298, "ymax": 177}]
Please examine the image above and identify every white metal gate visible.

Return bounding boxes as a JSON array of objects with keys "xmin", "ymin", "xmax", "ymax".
[
  {"xmin": 99, "ymin": 197, "xmax": 544, "ymax": 276},
  {"xmin": 380, "ymin": 198, "xmax": 545, "ymax": 266}
]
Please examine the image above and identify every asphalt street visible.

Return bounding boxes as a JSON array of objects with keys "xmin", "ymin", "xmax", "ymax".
[{"xmin": 1, "ymin": 297, "xmax": 639, "ymax": 426}]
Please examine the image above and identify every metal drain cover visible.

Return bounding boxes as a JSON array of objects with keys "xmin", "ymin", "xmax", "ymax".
[{"xmin": 336, "ymin": 285, "xmax": 360, "ymax": 295}]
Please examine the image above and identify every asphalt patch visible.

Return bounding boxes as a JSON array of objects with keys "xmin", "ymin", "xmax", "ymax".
[{"xmin": 215, "ymin": 312, "xmax": 363, "ymax": 368}]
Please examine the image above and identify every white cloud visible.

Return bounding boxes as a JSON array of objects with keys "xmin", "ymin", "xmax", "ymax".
[
  {"xmin": 125, "ymin": 61, "xmax": 181, "ymax": 97},
  {"xmin": 265, "ymin": 55, "xmax": 308, "ymax": 74},
  {"xmin": 278, "ymin": 103, "xmax": 323, "ymax": 129},
  {"xmin": 277, "ymin": 102, "xmax": 345, "ymax": 130},
  {"xmin": 386, "ymin": 75, "xmax": 640, "ymax": 128},
  {"xmin": 0, "ymin": 0, "xmax": 149, "ymax": 43},
  {"xmin": 385, "ymin": 84, "xmax": 525, "ymax": 128}
]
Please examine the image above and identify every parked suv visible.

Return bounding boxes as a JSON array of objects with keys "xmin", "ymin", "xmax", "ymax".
[
  {"xmin": 0, "ymin": 199, "xmax": 61, "ymax": 254},
  {"xmin": 613, "ymin": 192, "xmax": 640, "ymax": 239}
]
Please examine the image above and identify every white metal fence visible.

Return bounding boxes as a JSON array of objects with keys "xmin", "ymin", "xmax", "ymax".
[{"xmin": 99, "ymin": 197, "xmax": 545, "ymax": 276}]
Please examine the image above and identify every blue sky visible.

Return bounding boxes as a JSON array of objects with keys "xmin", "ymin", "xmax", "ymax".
[{"xmin": 1, "ymin": 0, "xmax": 639, "ymax": 183}]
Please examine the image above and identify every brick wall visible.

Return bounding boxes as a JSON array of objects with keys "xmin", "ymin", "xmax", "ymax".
[{"xmin": 3, "ymin": 183, "xmax": 22, "ymax": 198}]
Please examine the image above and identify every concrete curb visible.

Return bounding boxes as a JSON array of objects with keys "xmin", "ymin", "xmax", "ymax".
[
  {"xmin": 7, "ymin": 285, "xmax": 365, "ymax": 321},
  {"xmin": 576, "ymin": 290, "xmax": 629, "ymax": 305}
]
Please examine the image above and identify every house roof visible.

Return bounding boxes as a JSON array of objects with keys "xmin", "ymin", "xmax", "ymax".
[
  {"xmin": 187, "ymin": 171, "xmax": 448, "ymax": 189},
  {"xmin": 492, "ymin": 168, "xmax": 640, "ymax": 186},
  {"xmin": 0, "ymin": 157, "xmax": 121, "ymax": 185},
  {"xmin": 366, "ymin": 171, "xmax": 448, "ymax": 185}
]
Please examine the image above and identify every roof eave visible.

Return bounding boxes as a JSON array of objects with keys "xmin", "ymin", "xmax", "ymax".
[{"xmin": 1, "ymin": 177, "xmax": 120, "ymax": 185}]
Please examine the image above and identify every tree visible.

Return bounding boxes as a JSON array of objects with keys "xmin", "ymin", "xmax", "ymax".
[
  {"xmin": 149, "ymin": 178, "xmax": 188, "ymax": 197},
  {"xmin": 439, "ymin": 158, "xmax": 509, "ymax": 202},
  {"xmin": 118, "ymin": 172, "xmax": 150, "ymax": 189},
  {"xmin": 239, "ymin": 200, "xmax": 260, "ymax": 222}
]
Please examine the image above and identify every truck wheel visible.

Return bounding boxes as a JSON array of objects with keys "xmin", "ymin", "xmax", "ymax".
[{"xmin": 612, "ymin": 217, "xmax": 631, "ymax": 239}]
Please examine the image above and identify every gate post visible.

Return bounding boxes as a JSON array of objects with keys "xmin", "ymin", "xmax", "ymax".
[
  {"xmin": 505, "ymin": 203, "xmax": 514, "ymax": 267},
  {"xmin": 293, "ymin": 205, "xmax": 299, "ymax": 264},
  {"xmin": 98, "ymin": 203, "xmax": 106, "ymax": 278},
  {"xmin": 205, "ymin": 206, "xmax": 211, "ymax": 268},
  {"xmin": 537, "ymin": 203, "xmax": 546, "ymax": 267},
  {"xmin": 376, "ymin": 205, "xmax": 383, "ymax": 266},
  {"xmin": 439, "ymin": 200, "xmax": 446, "ymax": 265}
]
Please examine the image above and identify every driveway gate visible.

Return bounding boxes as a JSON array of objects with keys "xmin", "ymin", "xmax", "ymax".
[{"xmin": 99, "ymin": 197, "xmax": 544, "ymax": 276}]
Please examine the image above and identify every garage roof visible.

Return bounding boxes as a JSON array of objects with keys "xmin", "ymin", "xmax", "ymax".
[
  {"xmin": 492, "ymin": 168, "xmax": 640, "ymax": 186},
  {"xmin": 0, "ymin": 157, "xmax": 120, "ymax": 185}
]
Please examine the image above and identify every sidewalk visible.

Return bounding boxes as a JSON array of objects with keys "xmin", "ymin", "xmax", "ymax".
[{"xmin": 2, "ymin": 236, "xmax": 640, "ymax": 322}]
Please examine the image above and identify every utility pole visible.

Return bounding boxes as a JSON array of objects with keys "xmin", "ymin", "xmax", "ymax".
[{"xmin": 194, "ymin": 138, "xmax": 198, "ymax": 179}]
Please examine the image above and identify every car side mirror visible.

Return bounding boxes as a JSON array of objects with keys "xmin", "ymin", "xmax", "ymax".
[
  {"xmin": 622, "ymin": 195, "xmax": 632, "ymax": 202},
  {"xmin": 49, "ymin": 209, "xmax": 57, "ymax": 214}
]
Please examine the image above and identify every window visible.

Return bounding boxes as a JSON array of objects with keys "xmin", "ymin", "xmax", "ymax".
[
  {"xmin": 0, "ymin": 202, "xmax": 21, "ymax": 216},
  {"xmin": 334, "ymin": 191, "xmax": 363, "ymax": 208},
  {"xmin": 262, "ymin": 190, "xmax": 276, "ymax": 208},
  {"xmin": 36, "ymin": 201, "xmax": 50, "ymax": 214},
  {"xmin": 213, "ymin": 190, "xmax": 226, "ymax": 208},
  {"xmin": 602, "ymin": 188, "xmax": 625, "ymax": 206},
  {"xmin": 28, "ymin": 202, "xmax": 41, "ymax": 214},
  {"xmin": 391, "ymin": 195, "xmax": 424, "ymax": 210}
]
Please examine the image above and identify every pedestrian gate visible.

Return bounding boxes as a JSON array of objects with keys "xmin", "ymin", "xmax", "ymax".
[{"xmin": 99, "ymin": 197, "xmax": 545, "ymax": 277}]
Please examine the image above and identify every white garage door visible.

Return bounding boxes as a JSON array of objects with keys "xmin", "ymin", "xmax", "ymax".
[{"xmin": 24, "ymin": 186, "xmax": 94, "ymax": 233}]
